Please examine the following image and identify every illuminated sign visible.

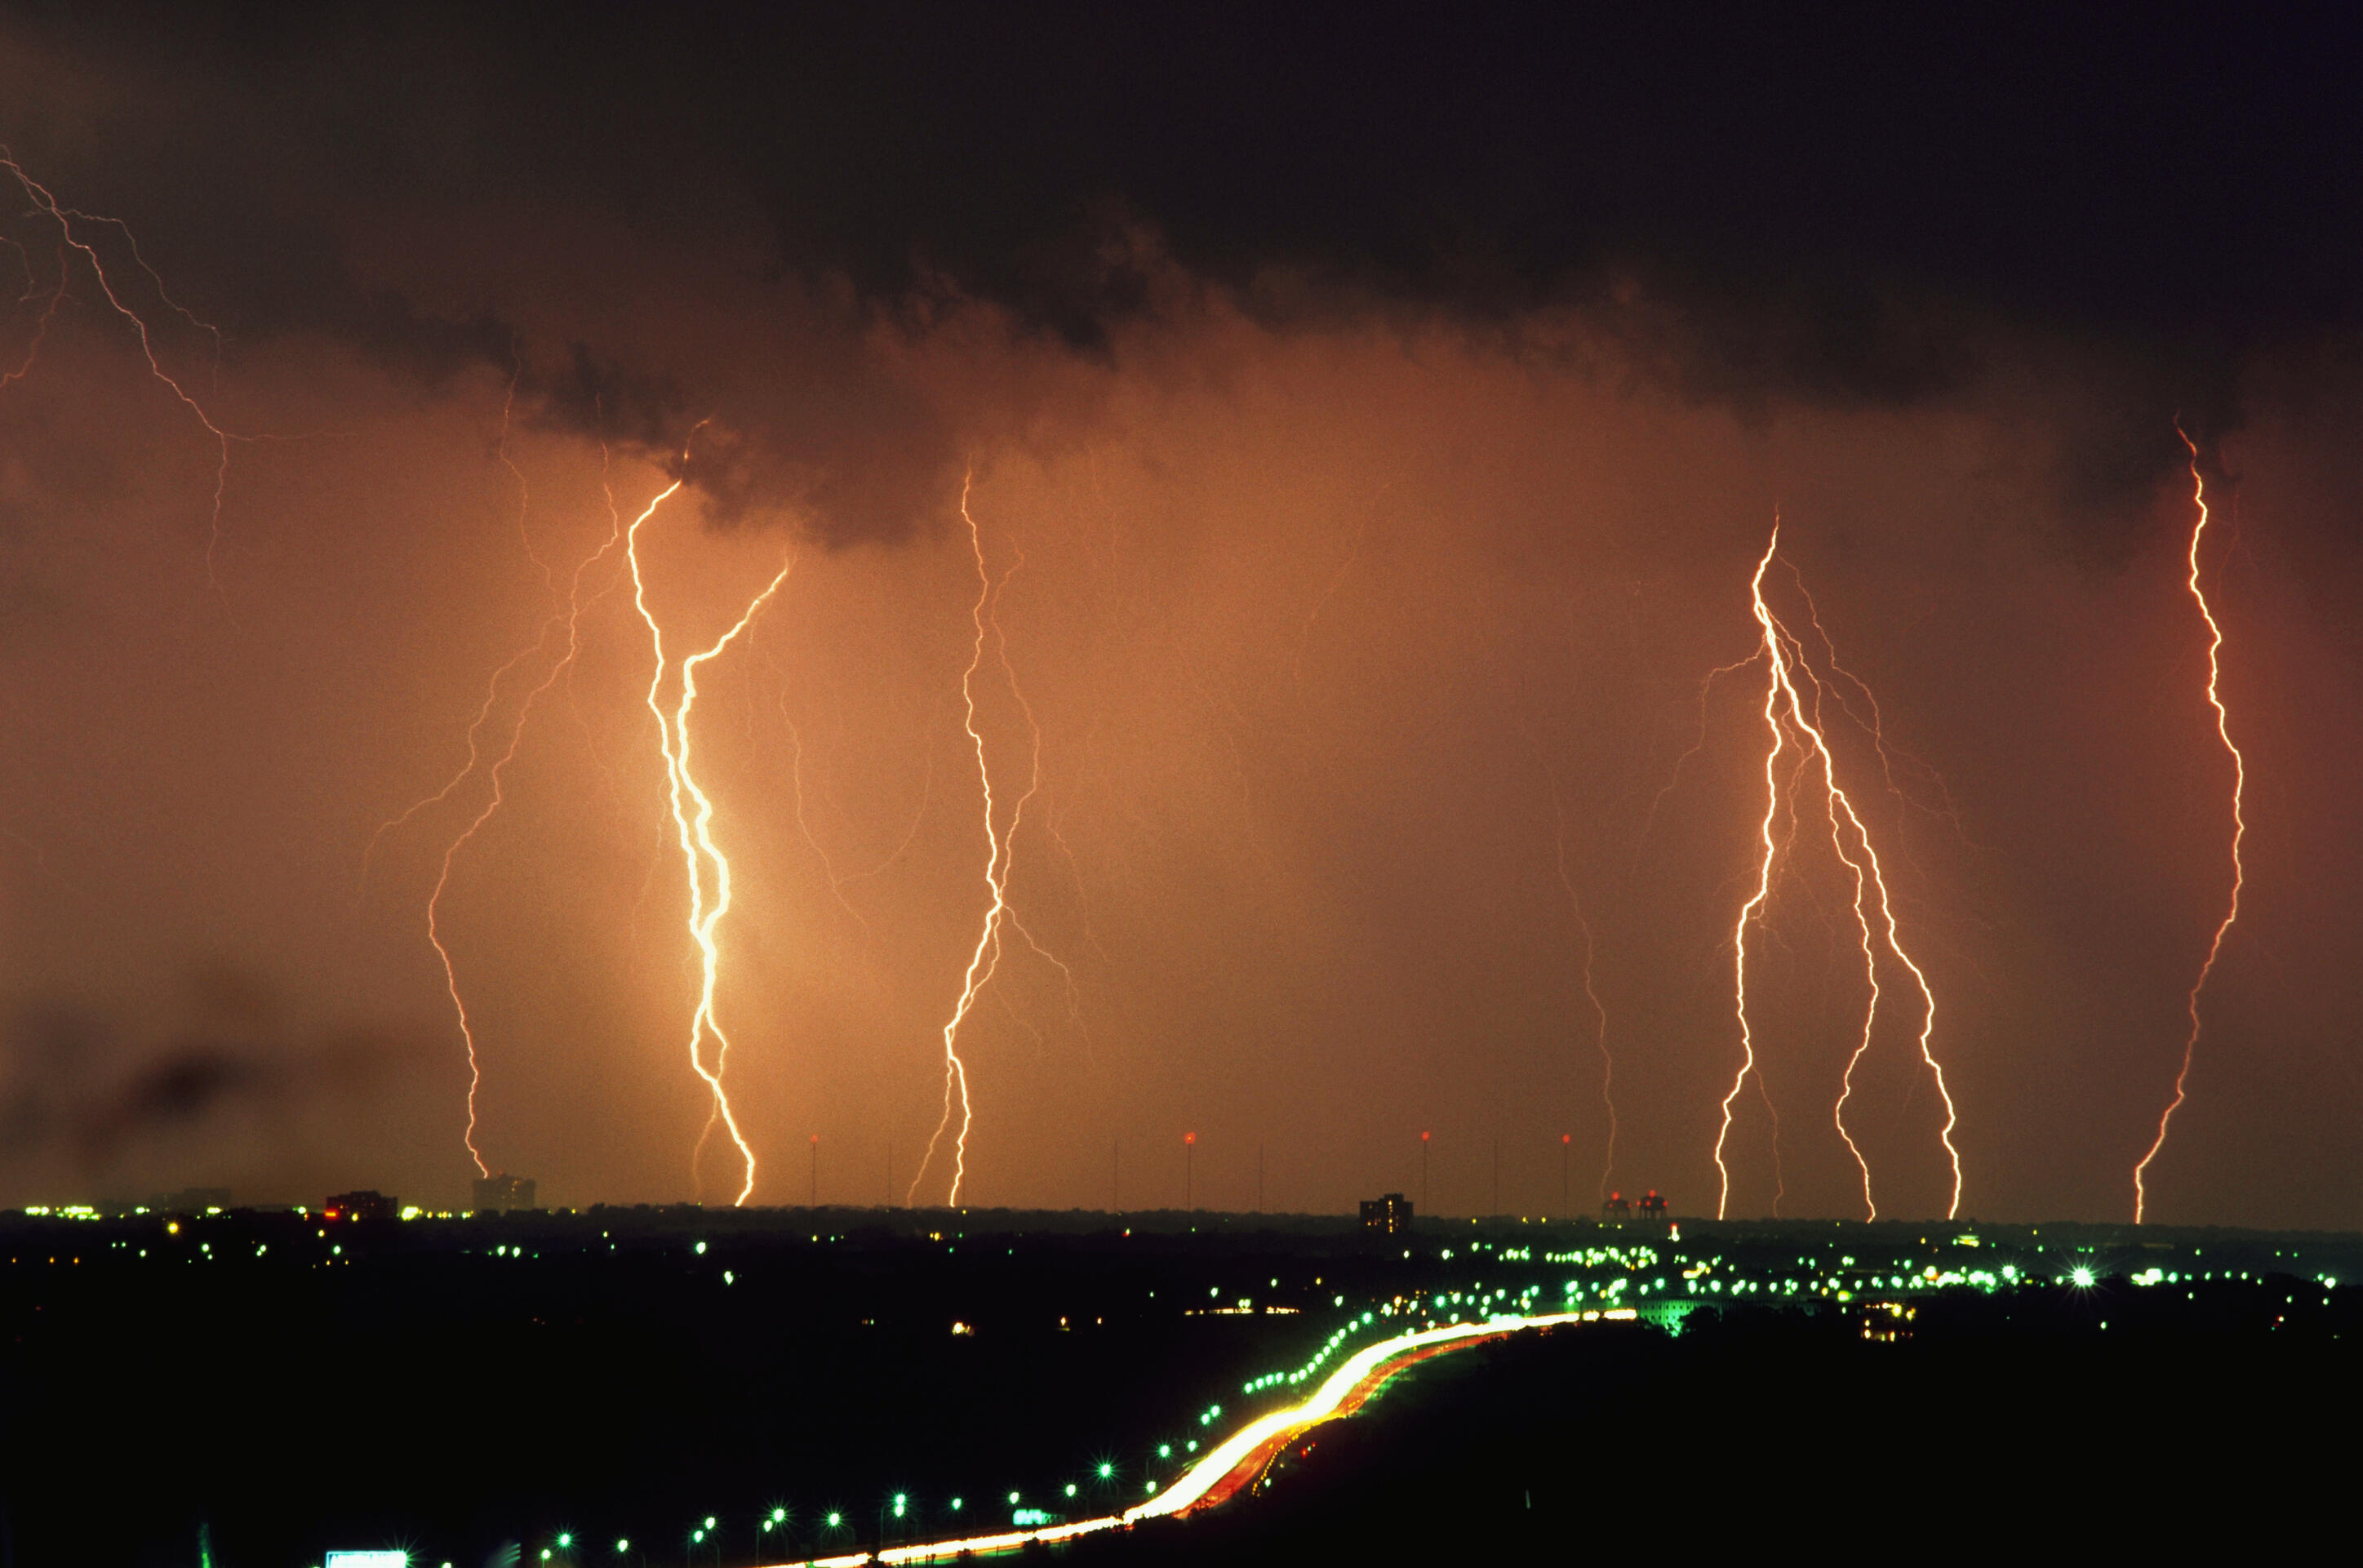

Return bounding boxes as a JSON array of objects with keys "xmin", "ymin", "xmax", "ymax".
[{"xmin": 325, "ymin": 1553, "xmax": 409, "ymax": 1568}]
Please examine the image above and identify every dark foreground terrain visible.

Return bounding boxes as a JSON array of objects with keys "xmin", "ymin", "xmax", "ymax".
[{"xmin": 2, "ymin": 1206, "xmax": 2355, "ymax": 1565}]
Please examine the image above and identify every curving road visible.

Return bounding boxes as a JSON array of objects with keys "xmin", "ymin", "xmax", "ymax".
[{"xmin": 773, "ymin": 1308, "xmax": 1614, "ymax": 1567}]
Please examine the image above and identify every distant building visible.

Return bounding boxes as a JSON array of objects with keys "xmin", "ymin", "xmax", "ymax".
[
  {"xmin": 1360, "ymin": 1193, "xmax": 1413, "ymax": 1234},
  {"xmin": 1637, "ymin": 1190, "xmax": 1668, "ymax": 1222},
  {"xmin": 472, "ymin": 1174, "xmax": 537, "ymax": 1213},
  {"xmin": 322, "ymin": 1190, "xmax": 398, "ymax": 1222},
  {"xmin": 153, "ymin": 1187, "xmax": 231, "ymax": 1213},
  {"xmin": 1601, "ymin": 1191, "xmax": 1632, "ymax": 1222}
]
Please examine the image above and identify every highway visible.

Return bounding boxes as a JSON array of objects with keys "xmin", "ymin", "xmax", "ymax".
[{"xmin": 771, "ymin": 1308, "xmax": 1615, "ymax": 1566}]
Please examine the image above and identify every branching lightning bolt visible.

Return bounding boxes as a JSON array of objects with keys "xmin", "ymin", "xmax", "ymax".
[
  {"xmin": 1715, "ymin": 533, "xmax": 1789, "ymax": 1221},
  {"xmin": 2132, "ymin": 428, "xmax": 2245, "ymax": 1224},
  {"xmin": 2, "ymin": 149, "xmax": 244, "ymax": 595},
  {"xmin": 628, "ymin": 466, "xmax": 795, "ymax": 1208},
  {"xmin": 909, "ymin": 473, "xmax": 1073, "ymax": 1206},
  {"xmin": 1530, "ymin": 742, "xmax": 1615, "ymax": 1199},
  {"xmin": 1715, "ymin": 525, "xmax": 1962, "ymax": 1220},
  {"xmin": 369, "ymin": 429, "xmax": 635, "ymax": 1178}
]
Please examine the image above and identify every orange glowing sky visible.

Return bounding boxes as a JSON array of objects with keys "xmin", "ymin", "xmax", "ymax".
[{"xmin": 3, "ymin": 10, "xmax": 2362, "ymax": 1224}]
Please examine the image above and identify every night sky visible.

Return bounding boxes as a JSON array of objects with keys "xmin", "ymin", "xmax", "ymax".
[{"xmin": 3, "ymin": 4, "xmax": 2362, "ymax": 1224}]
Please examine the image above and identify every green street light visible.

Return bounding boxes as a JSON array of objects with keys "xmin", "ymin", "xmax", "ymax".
[
  {"xmin": 950, "ymin": 1499, "xmax": 963, "ymax": 1511},
  {"xmin": 614, "ymin": 1544, "xmax": 629, "ymax": 1555},
  {"xmin": 1097, "ymin": 1464, "xmax": 1113, "ymax": 1479}
]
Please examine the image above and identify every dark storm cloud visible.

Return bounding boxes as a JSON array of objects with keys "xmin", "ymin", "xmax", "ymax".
[
  {"xmin": 6, "ymin": 2, "xmax": 2361, "ymax": 531},
  {"xmin": 0, "ymin": 964, "xmax": 410, "ymax": 1179}
]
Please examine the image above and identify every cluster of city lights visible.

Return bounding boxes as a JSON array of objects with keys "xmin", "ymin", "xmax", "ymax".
[{"xmin": 23, "ymin": 1208, "xmax": 2357, "ymax": 1568}]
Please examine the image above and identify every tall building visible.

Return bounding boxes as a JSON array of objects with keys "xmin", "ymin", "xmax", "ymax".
[
  {"xmin": 472, "ymin": 1174, "xmax": 537, "ymax": 1213},
  {"xmin": 1360, "ymin": 1193, "xmax": 1413, "ymax": 1234}
]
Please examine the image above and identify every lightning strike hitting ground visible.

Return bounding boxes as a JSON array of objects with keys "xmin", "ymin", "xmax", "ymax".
[
  {"xmin": 2133, "ymin": 429, "xmax": 2247, "ymax": 1224},
  {"xmin": 1532, "ymin": 745, "xmax": 1615, "ymax": 1200},
  {"xmin": 1714, "ymin": 548, "xmax": 1786, "ymax": 1221},
  {"xmin": 1714, "ymin": 527, "xmax": 1963, "ymax": 1221},
  {"xmin": 910, "ymin": 475, "xmax": 1071, "ymax": 1206},
  {"xmin": 629, "ymin": 467, "xmax": 797, "ymax": 1207},
  {"xmin": 369, "ymin": 433, "xmax": 634, "ymax": 1177},
  {"xmin": 1, "ymin": 150, "xmax": 243, "ymax": 593}
]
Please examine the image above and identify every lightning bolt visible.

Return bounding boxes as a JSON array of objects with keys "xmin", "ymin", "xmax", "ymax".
[
  {"xmin": 1715, "ymin": 535, "xmax": 1786, "ymax": 1222},
  {"xmin": 1530, "ymin": 742, "xmax": 1615, "ymax": 1199},
  {"xmin": 628, "ymin": 461, "xmax": 796, "ymax": 1208},
  {"xmin": 909, "ymin": 473, "xmax": 1072, "ymax": 1206},
  {"xmin": 1715, "ymin": 525, "xmax": 1962, "ymax": 1220},
  {"xmin": 369, "ymin": 429, "xmax": 634, "ymax": 1179},
  {"xmin": 2, "ymin": 149, "xmax": 243, "ymax": 595},
  {"xmin": 1, "ymin": 221, "xmax": 68, "ymax": 389},
  {"xmin": 769, "ymin": 676, "xmax": 939, "ymax": 941},
  {"xmin": 2133, "ymin": 428, "xmax": 2245, "ymax": 1224}
]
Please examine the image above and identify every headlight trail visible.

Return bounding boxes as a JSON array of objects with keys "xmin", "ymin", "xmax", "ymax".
[
  {"xmin": 770, "ymin": 1308, "xmax": 1600, "ymax": 1567},
  {"xmin": 2133, "ymin": 428, "xmax": 2246, "ymax": 1224},
  {"xmin": 1717, "ymin": 525, "xmax": 1961, "ymax": 1220},
  {"xmin": 909, "ymin": 473, "xmax": 1074, "ymax": 1207},
  {"xmin": 2, "ymin": 149, "xmax": 243, "ymax": 596},
  {"xmin": 628, "ymin": 459, "xmax": 797, "ymax": 1206},
  {"xmin": 368, "ymin": 433, "xmax": 634, "ymax": 1178}
]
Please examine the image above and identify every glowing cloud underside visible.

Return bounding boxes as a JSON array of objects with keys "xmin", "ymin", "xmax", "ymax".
[{"xmin": 2133, "ymin": 429, "xmax": 2246, "ymax": 1224}]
